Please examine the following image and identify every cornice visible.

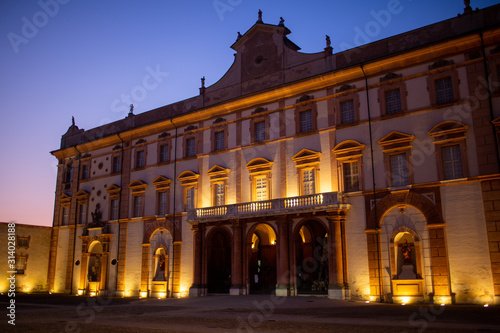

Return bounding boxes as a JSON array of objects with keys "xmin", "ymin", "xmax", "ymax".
[{"xmin": 51, "ymin": 29, "xmax": 500, "ymax": 159}]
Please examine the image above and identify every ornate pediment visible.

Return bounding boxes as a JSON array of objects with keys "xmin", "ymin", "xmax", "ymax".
[
  {"xmin": 106, "ymin": 184, "xmax": 121, "ymax": 195},
  {"xmin": 246, "ymin": 157, "xmax": 273, "ymax": 174},
  {"xmin": 296, "ymin": 94, "xmax": 314, "ymax": 104},
  {"xmin": 184, "ymin": 125, "xmax": 198, "ymax": 132},
  {"xmin": 207, "ymin": 165, "xmax": 230, "ymax": 178},
  {"xmin": 252, "ymin": 106, "xmax": 268, "ymax": 115},
  {"xmin": 59, "ymin": 193, "xmax": 72, "ymax": 203},
  {"xmin": 152, "ymin": 176, "xmax": 172, "ymax": 188},
  {"xmin": 213, "ymin": 117, "xmax": 226, "ymax": 124},
  {"xmin": 75, "ymin": 190, "xmax": 90, "ymax": 201},
  {"xmin": 292, "ymin": 149, "xmax": 321, "ymax": 166},
  {"xmin": 336, "ymin": 84, "xmax": 356, "ymax": 93},
  {"xmin": 378, "ymin": 131, "xmax": 414, "ymax": 148},
  {"xmin": 428, "ymin": 59, "xmax": 454, "ymax": 70},
  {"xmin": 177, "ymin": 170, "xmax": 199, "ymax": 184},
  {"xmin": 129, "ymin": 180, "xmax": 147, "ymax": 192},
  {"xmin": 429, "ymin": 121, "xmax": 468, "ymax": 142},
  {"xmin": 380, "ymin": 72, "xmax": 402, "ymax": 82},
  {"xmin": 333, "ymin": 140, "xmax": 366, "ymax": 158}
]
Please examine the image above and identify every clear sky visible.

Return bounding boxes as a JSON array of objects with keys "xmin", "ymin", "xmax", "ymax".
[{"xmin": 1, "ymin": 0, "xmax": 499, "ymax": 227}]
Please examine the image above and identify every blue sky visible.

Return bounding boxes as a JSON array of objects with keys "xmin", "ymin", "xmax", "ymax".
[{"xmin": 1, "ymin": 0, "xmax": 499, "ymax": 226}]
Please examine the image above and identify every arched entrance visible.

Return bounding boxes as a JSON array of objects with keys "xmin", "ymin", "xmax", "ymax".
[
  {"xmin": 87, "ymin": 240, "xmax": 106, "ymax": 295},
  {"xmin": 295, "ymin": 220, "xmax": 328, "ymax": 295},
  {"xmin": 379, "ymin": 206, "xmax": 429, "ymax": 303},
  {"xmin": 248, "ymin": 223, "xmax": 277, "ymax": 294},
  {"xmin": 207, "ymin": 228, "xmax": 231, "ymax": 293}
]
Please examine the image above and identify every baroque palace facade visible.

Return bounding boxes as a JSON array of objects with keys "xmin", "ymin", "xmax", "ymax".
[{"xmin": 49, "ymin": 4, "xmax": 500, "ymax": 304}]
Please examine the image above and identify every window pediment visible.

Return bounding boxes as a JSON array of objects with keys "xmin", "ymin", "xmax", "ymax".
[
  {"xmin": 129, "ymin": 180, "xmax": 147, "ymax": 193},
  {"xmin": 106, "ymin": 184, "xmax": 121, "ymax": 195},
  {"xmin": 333, "ymin": 140, "xmax": 366, "ymax": 159},
  {"xmin": 246, "ymin": 158, "xmax": 273, "ymax": 174},
  {"xmin": 207, "ymin": 165, "xmax": 230, "ymax": 180},
  {"xmin": 59, "ymin": 193, "xmax": 72, "ymax": 203},
  {"xmin": 75, "ymin": 190, "xmax": 90, "ymax": 201},
  {"xmin": 152, "ymin": 176, "xmax": 172, "ymax": 188},
  {"xmin": 380, "ymin": 72, "xmax": 402, "ymax": 82},
  {"xmin": 178, "ymin": 170, "xmax": 200, "ymax": 185},
  {"xmin": 292, "ymin": 149, "xmax": 321, "ymax": 167},
  {"xmin": 378, "ymin": 131, "xmax": 414, "ymax": 150},
  {"xmin": 429, "ymin": 121, "xmax": 468, "ymax": 142}
]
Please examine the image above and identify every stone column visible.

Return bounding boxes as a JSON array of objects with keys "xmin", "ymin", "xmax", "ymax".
[
  {"xmin": 231, "ymin": 220, "xmax": 244, "ymax": 295},
  {"xmin": 276, "ymin": 216, "xmax": 290, "ymax": 296},
  {"xmin": 172, "ymin": 241, "xmax": 182, "ymax": 297},
  {"xmin": 327, "ymin": 210, "xmax": 347, "ymax": 299},
  {"xmin": 428, "ymin": 225, "xmax": 452, "ymax": 304},
  {"xmin": 189, "ymin": 223, "xmax": 205, "ymax": 297},
  {"xmin": 140, "ymin": 244, "xmax": 150, "ymax": 297}
]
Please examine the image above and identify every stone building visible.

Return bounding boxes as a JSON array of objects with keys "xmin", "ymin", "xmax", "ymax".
[
  {"xmin": 49, "ymin": 4, "xmax": 500, "ymax": 304},
  {"xmin": 0, "ymin": 222, "xmax": 52, "ymax": 293}
]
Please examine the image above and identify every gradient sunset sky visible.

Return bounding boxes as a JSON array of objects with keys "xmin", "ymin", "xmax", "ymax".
[{"xmin": 1, "ymin": 0, "xmax": 498, "ymax": 227}]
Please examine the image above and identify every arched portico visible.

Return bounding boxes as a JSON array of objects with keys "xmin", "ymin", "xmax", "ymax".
[
  {"xmin": 246, "ymin": 223, "xmax": 277, "ymax": 294},
  {"xmin": 292, "ymin": 219, "xmax": 329, "ymax": 295},
  {"xmin": 206, "ymin": 227, "xmax": 232, "ymax": 294}
]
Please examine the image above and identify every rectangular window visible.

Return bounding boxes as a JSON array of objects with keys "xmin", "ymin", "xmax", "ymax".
[
  {"xmin": 82, "ymin": 164, "xmax": 89, "ymax": 179},
  {"xmin": 442, "ymin": 145, "xmax": 463, "ymax": 180},
  {"xmin": 134, "ymin": 196, "xmax": 143, "ymax": 218},
  {"xmin": 79, "ymin": 204, "xmax": 87, "ymax": 224},
  {"xmin": 136, "ymin": 150, "xmax": 145, "ymax": 168},
  {"xmin": 110, "ymin": 199, "xmax": 119, "ymax": 220},
  {"xmin": 254, "ymin": 121, "xmax": 266, "ymax": 142},
  {"xmin": 62, "ymin": 206, "xmax": 69, "ymax": 225},
  {"xmin": 214, "ymin": 183, "xmax": 225, "ymax": 206},
  {"xmin": 255, "ymin": 176, "xmax": 267, "ymax": 201},
  {"xmin": 112, "ymin": 156, "xmax": 121, "ymax": 173},
  {"xmin": 17, "ymin": 237, "xmax": 29, "ymax": 248},
  {"xmin": 343, "ymin": 161, "xmax": 360, "ymax": 192},
  {"xmin": 385, "ymin": 89, "xmax": 402, "ymax": 114},
  {"xmin": 186, "ymin": 138, "xmax": 195, "ymax": 157},
  {"xmin": 435, "ymin": 77, "xmax": 454, "ymax": 104},
  {"xmin": 341, "ymin": 100, "xmax": 355, "ymax": 124},
  {"xmin": 158, "ymin": 191, "xmax": 168, "ymax": 215},
  {"xmin": 299, "ymin": 110, "xmax": 313, "ymax": 132},
  {"xmin": 390, "ymin": 153, "xmax": 408, "ymax": 187},
  {"xmin": 215, "ymin": 131, "xmax": 225, "ymax": 151},
  {"xmin": 159, "ymin": 144, "xmax": 169, "ymax": 163},
  {"xmin": 186, "ymin": 187, "xmax": 195, "ymax": 210},
  {"xmin": 16, "ymin": 256, "xmax": 27, "ymax": 275},
  {"xmin": 302, "ymin": 169, "xmax": 315, "ymax": 195}
]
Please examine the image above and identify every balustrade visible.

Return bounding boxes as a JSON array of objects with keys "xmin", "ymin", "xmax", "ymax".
[{"xmin": 188, "ymin": 192, "xmax": 342, "ymax": 221}]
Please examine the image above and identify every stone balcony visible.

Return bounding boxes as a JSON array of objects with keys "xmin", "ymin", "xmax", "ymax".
[{"xmin": 187, "ymin": 192, "xmax": 348, "ymax": 222}]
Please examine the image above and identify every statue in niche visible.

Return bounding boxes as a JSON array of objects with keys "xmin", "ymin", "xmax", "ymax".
[
  {"xmin": 91, "ymin": 206, "xmax": 102, "ymax": 223},
  {"xmin": 153, "ymin": 253, "xmax": 166, "ymax": 281},
  {"xmin": 88, "ymin": 256, "xmax": 101, "ymax": 282},
  {"xmin": 401, "ymin": 240, "xmax": 412, "ymax": 265}
]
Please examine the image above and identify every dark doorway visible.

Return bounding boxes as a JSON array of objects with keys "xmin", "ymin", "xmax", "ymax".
[
  {"xmin": 207, "ymin": 229, "xmax": 231, "ymax": 293},
  {"xmin": 295, "ymin": 221, "xmax": 328, "ymax": 295},
  {"xmin": 249, "ymin": 224, "xmax": 277, "ymax": 294}
]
